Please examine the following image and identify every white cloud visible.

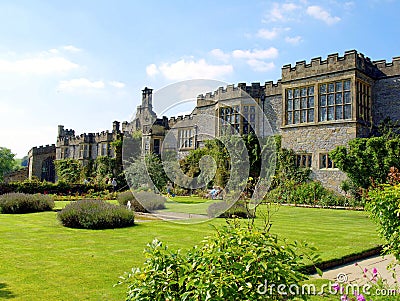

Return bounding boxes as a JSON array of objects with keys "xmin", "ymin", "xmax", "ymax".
[
  {"xmin": 58, "ymin": 78, "xmax": 105, "ymax": 91},
  {"xmin": 285, "ymin": 35, "xmax": 302, "ymax": 45},
  {"xmin": 109, "ymin": 81, "xmax": 125, "ymax": 88},
  {"xmin": 232, "ymin": 47, "xmax": 279, "ymax": 60},
  {"xmin": 264, "ymin": 2, "xmax": 299, "ymax": 23},
  {"xmin": 306, "ymin": 5, "xmax": 341, "ymax": 25},
  {"xmin": 155, "ymin": 59, "xmax": 233, "ymax": 81},
  {"xmin": 62, "ymin": 45, "xmax": 82, "ymax": 53},
  {"xmin": 209, "ymin": 48, "xmax": 231, "ymax": 62},
  {"xmin": 256, "ymin": 27, "xmax": 290, "ymax": 40},
  {"xmin": 146, "ymin": 63, "xmax": 159, "ymax": 77},
  {"xmin": 0, "ymin": 57, "xmax": 79, "ymax": 74},
  {"xmin": 246, "ymin": 59, "xmax": 275, "ymax": 72}
]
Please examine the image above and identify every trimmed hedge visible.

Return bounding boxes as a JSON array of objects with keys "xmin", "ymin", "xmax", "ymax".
[
  {"xmin": 117, "ymin": 190, "xmax": 166, "ymax": 212},
  {"xmin": 207, "ymin": 201, "xmax": 255, "ymax": 218},
  {"xmin": 0, "ymin": 179, "xmax": 113, "ymax": 196},
  {"xmin": 57, "ymin": 200, "xmax": 135, "ymax": 229},
  {"xmin": 0, "ymin": 193, "xmax": 55, "ymax": 214}
]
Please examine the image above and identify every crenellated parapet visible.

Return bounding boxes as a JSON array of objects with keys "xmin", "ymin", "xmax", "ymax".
[
  {"xmin": 29, "ymin": 144, "xmax": 56, "ymax": 156},
  {"xmin": 373, "ymin": 56, "xmax": 400, "ymax": 78},
  {"xmin": 281, "ymin": 50, "xmax": 398, "ymax": 81},
  {"xmin": 264, "ymin": 80, "xmax": 282, "ymax": 96},
  {"xmin": 197, "ymin": 82, "xmax": 266, "ymax": 107},
  {"xmin": 168, "ymin": 114, "xmax": 194, "ymax": 127}
]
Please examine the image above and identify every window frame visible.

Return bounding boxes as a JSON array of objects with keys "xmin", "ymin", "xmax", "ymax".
[
  {"xmin": 318, "ymin": 79, "xmax": 352, "ymax": 122},
  {"xmin": 285, "ymin": 86, "xmax": 315, "ymax": 125},
  {"xmin": 319, "ymin": 153, "xmax": 335, "ymax": 169},
  {"xmin": 296, "ymin": 153, "xmax": 312, "ymax": 168}
]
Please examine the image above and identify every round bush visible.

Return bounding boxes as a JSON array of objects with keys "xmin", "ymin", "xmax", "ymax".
[
  {"xmin": 57, "ymin": 200, "xmax": 135, "ymax": 229},
  {"xmin": 0, "ymin": 192, "xmax": 54, "ymax": 214},
  {"xmin": 207, "ymin": 200, "xmax": 255, "ymax": 218},
  {"xmin": 117, "ymin": 190, "xmax": 166, "ymax": 212}
]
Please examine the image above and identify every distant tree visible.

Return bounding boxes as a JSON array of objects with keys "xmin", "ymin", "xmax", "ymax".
[{"xmin": 0, "ymin": 147, "xmax": 16, "ymax": 182}]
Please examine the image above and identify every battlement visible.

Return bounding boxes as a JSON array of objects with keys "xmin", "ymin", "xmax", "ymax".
[
  {"xmin": 29, "ymin": 144, "xmax": 56, "ymax": 155},
  {"xmin": 197, "ymin": 82, "xmax": 265, "ymax": 107},
  {"xmin": 264, "ymin": 80, "xmax": 282, "ymax": 96},
  {"xmin": 373, "ymin": 56, "xmax": 400, "ymax": 77},
  {"xmin": 168, "ymin": 114, "xmax": 194, "ymax": 127}
]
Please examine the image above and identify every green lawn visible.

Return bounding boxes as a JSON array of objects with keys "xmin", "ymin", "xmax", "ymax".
[{"xmin": 0, "ymin": 204, "xmax": 382, "ymax": 300}]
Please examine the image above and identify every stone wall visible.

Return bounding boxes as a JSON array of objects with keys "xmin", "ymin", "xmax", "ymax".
[
  {"xmin": 28, "ymin": 145, "xmax": 56, "ymax": 182},
  {"xmin": 281, "ymin": 122, "xmax": 358, "ymax": 191},
  {"xmin": 372, "ymin": 76, "xmax": 400, "ymax": 124}
]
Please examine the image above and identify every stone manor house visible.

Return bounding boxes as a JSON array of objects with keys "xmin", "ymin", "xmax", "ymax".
[{"xmin": 27, "ymin": 49, "xmax": 400, "ymax": 191}]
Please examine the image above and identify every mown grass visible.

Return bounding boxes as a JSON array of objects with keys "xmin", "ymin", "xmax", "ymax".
[{"xmin": 0, "ymin": 201, "xmax": 382, "ymax": 300}]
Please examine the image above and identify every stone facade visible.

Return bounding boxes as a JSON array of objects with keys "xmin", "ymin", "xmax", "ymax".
[
  {"xmin": 28, "ymin": 49, "xmax": 400, "ymax": 191},
  {"xmin": 28, "ymin": 145, "xmax": 56, "ymax": 182}
]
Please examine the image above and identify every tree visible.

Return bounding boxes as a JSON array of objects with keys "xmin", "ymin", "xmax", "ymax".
[
  {"xmin": 330, "ymin": 136, "xmax": 400, "ymax": 189},
  {"xmin": 0, "ymin": 147, "xmax": 16, "ymax": 182}
]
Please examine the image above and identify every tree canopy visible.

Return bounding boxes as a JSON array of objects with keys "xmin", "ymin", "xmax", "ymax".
[{"xmin": 0, "ymin": 147, "xmax": 16, "ymax": 182}]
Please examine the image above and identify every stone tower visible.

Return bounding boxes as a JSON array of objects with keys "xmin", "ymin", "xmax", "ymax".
[{"xmin": 134, "ymin": 87, "xmax": 157, "ymax": 132}]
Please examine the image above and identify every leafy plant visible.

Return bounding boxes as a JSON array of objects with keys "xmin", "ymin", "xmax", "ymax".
[
  {"xmin": 118, "ymin": 220, "xmax": 320, "ymax": 300},
  {"xmin": 207, "ymin": 200, "xmax": 255, "ymax": 218},
  {"xmin": 0, "ymin": 192, "xmax": 54, "ymax": 214},
  {"xmin": 330, "ymin": 137, "xmax": 400, "ymax": 189},
  {"xmin": 366, "ymin": 184, "xmax": 400, "ymax": 260},
  {"xmin": 55, "ymin": 159, "xmax": 82, "ymax": 183},
  {"xmin": 57, "ymin": 199, "xmax": 135, "ymax": 229}
]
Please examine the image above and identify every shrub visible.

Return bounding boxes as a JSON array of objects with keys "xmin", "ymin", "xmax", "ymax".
[
  {"xmin": 0, "ymin": 192, "xmax": 54, "ymax": 214},
  {"xmin": 118, "ymin": 220, "xmax": 320, "ymax": 300},
  {"xmin": 57, "ymin": 200, "xmax": 135, "ymax": 229},
  {"xmin": 207, "ymin": 200, "xmax": 255, "ymax": 218},
  {"xmin": 264, "ymin": 180, "xmax": 355, "ymax": 208},
  {"xmin": 366, "ymin": 184, "xmax": 400, "ymax": 260},
  {"xmin": 117, "ymin": 190, "xmax": 166, "ymax": 212}
]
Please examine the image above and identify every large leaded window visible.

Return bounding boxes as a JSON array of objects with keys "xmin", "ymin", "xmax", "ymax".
[
  {"xmin": 219, "ymin": 106, "xmax": 240, "ymax": 135},
  {"xmin": 242, "ymin": 105, "xmax": 256, "ymax": 134},
  {"xmin": 356, "ymin": 80, "xmax": 371, "ymax": 122},
  {"xmin": 60, "ymin": 147, "xmax": 68, "ymax": 159},
  {"xmin": 219, "ymin": 105, "xmax": 255, "ymax": 135},
  {"xmin": 286, "ymin": 86, "xmax": 315, "ymax": 125},
  {"xmin": 79, "ymin": 144, "xmax": 89, "ymax": 159},
  {"xmin": 319, "ymin": 80, "xmax": 351, "ymax": 122},
  {"xmin": 178, "ymin": 129, "xmax": 193, "ymax": 149},
  {"xmin": 98, "ymin": 143, "xmax": 108, "ymax": 156}
]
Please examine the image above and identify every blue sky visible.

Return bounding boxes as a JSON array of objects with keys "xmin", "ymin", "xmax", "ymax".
[{"xmin": 0, "ymin": 0, "xmax": 399, "ymax": 157}]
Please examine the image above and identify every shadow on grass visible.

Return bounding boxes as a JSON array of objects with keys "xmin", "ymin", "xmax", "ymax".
[{"xmin": 0, "ymin": 283, "xmax": 16, "ymax": 299}]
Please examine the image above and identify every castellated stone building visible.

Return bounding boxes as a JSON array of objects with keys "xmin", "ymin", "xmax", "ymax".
[{"xmin": 27, "ymin": 49, "xmax": 400, "ymax": 192}]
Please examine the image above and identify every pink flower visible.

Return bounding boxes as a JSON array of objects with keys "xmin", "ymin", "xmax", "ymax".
[
  {"xmin": 364, "ymin": 268, "xmax": 368, "ymax": 273},
  {"xmin": 357, "ymin": 294, "xmax": 366, "ymax": 301},
  {"xmin": 332, "ymin": 283, "xmax": 340, "ymax": 291},
  {"xmin": 372, "ymin": 267, "xmax": 378, "ymax": 277},
  {"xmin": 341, "ymin": 295, "xmax": 348, "ymax": 301}
]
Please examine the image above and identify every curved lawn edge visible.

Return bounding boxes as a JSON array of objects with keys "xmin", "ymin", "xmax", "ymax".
[{"xmin": 304, "ymin": 245, "xmax": 383, "ymax": 274}]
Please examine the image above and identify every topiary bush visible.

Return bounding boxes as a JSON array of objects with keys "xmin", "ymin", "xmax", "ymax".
[
  {"xmin": 117, "ymin": 190, "xmax": 166, "ymax": 212},
  {"xmin": 118, "ymin": 220, "xmax": 320, "ymax": 300},
  {"xmin": 57, "ymin": 200, "xmax": 135, "ymax": 229},
  {"xmin": 207, "ymin": 200, "xmax": 255, "ymax": 218},
  {"xmin": 0, "ymin": 192, "xmax": 54, "ymax": 214}
]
